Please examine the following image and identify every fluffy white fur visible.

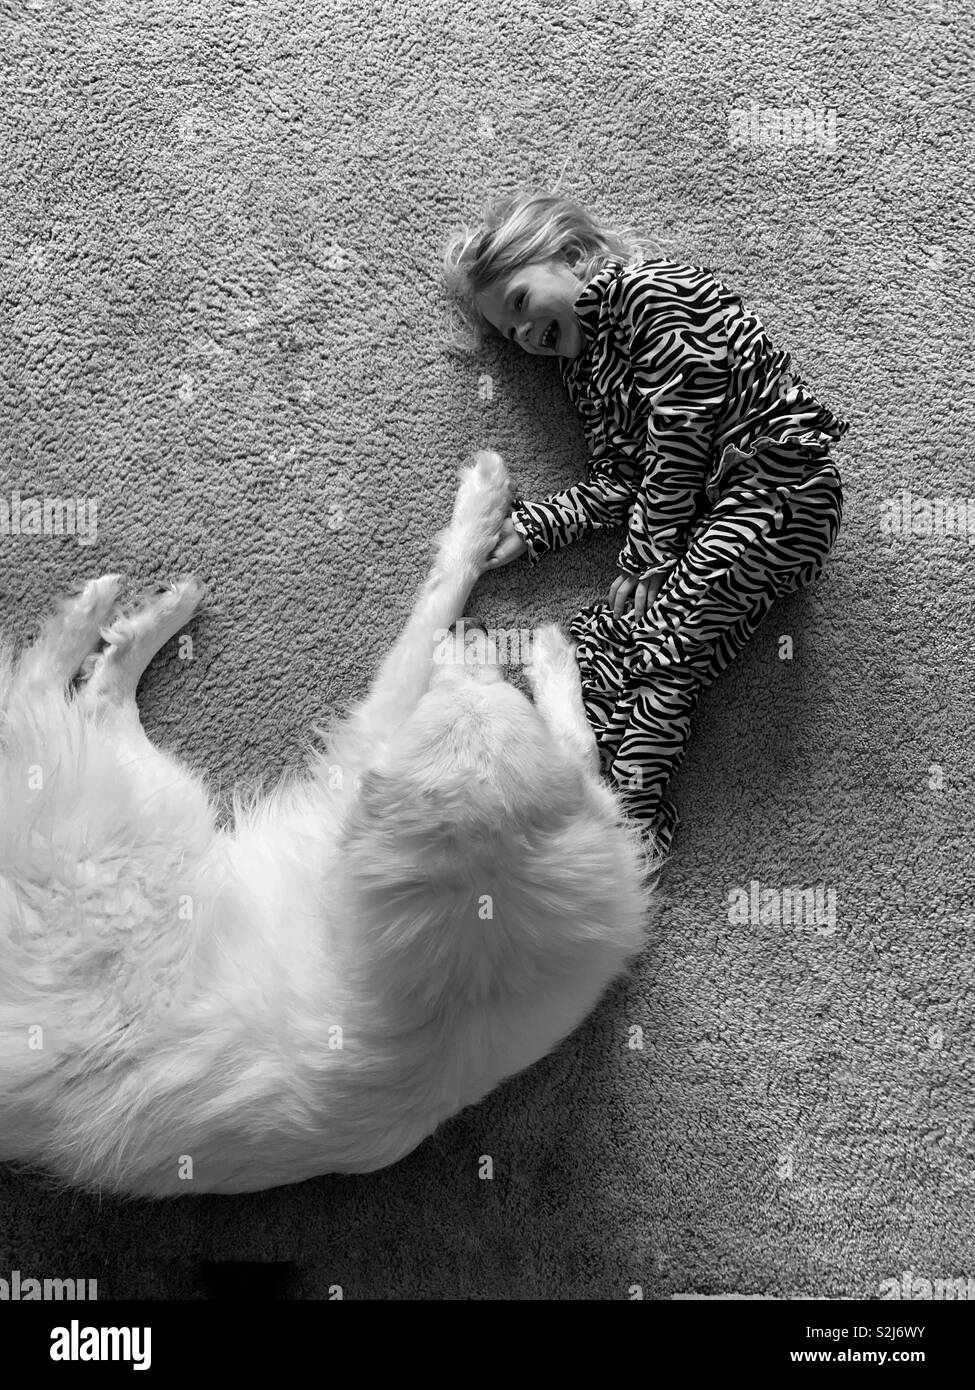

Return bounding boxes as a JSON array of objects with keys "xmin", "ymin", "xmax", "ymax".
[{"xmin": 0, "ymin": 452, "xmax": 658, "ymax": 1198}]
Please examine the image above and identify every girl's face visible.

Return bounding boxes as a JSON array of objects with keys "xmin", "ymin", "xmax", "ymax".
[{"xmin": 474, "ymin": 257, "xmax": 586, "ymax": 359}]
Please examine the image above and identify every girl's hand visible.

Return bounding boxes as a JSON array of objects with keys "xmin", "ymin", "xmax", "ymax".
[
  {"xmin": 609, "ymin": 571, "xmax": 663, "ymax": 622},
  {"xmin": 483, "ymin": 516, "xmax": 529, "ymax": 569}
]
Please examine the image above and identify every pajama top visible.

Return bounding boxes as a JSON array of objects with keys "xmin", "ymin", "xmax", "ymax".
[{"xmin": 511, "ymin": 257, "xmax": 850, "ymax": 580}]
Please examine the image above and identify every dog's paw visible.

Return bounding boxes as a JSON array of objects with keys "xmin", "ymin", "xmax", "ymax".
[
  {"xmin": 448, "ymin": 451, "xmax": 514, "ymax": 563},
  {"xmin": 142, "ymin": 576, "xmax": 208, "ymax": 616},
  {"xmin": 20, "ymin": 574, "xmax": 125, "ymax": 687},
  {"xmin": 459, "ymin": 451, "xmax": 511, "ymax": 505},
  {"xmin": 96, "ymin": 577, "xmax": 207, "ymax": 651},
  {"xmin": 56, "ymin": 574, "xmax": 123, "ymax": 626},
  {"xmin": 528, "ymin": 622, "xmax": 576, "ymax": 679},
  {"xmin": 471, "ymin": 449, "xmax": 508, "ymax": 492},
  {"xmin": 75, "ymin": 574, "xmax": 124, "ymax": 606}
]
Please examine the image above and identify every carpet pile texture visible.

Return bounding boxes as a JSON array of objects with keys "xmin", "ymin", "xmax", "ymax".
[{"xmin": 1, "ymin": 0, "xmax": 972, "ymax": 1298}]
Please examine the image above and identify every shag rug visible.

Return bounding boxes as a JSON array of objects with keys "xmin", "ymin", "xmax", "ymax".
[{"xmin": 0, "ymin": 0, "xmax": 972, "ymax": 1299}]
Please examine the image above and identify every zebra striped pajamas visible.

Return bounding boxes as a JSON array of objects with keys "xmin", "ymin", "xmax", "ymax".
[{"xmin": 511, "ymin": 258, "xmax": 849, "ymax": 858}]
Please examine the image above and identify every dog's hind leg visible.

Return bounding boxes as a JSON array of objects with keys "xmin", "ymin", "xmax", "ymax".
[
  {"xmin": 79, "ymin": 578, "xmax": 206, "ymax": 715},
  {"xmin": 11, "ymin": 574, "xmax": 122, "ymax": 695},
  {"xmin": 344, "ymin": 451, "xmax": 512, "ymax": 746},
  {"xmin": 527, "ymin": 623, "xmax": 600, "ymax": 780}
]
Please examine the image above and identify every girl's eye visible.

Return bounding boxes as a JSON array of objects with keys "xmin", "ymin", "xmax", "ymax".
[{"xmin": 515, "ymin": 293, "xmax": 525, "ymax": 311}]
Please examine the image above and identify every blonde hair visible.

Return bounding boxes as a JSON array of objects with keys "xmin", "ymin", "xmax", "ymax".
[{"xmin": 441, "ymin": 190, "xmax": 652, "ymax": 352}]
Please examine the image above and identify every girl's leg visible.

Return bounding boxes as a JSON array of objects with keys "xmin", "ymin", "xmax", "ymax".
[
  {"xmin": 695, "ymin": 485, "xmax": 841, "ymax": 686},
  {"xmin": 598, "ymin": 464, "xmax": 843, "ymax": 848}
]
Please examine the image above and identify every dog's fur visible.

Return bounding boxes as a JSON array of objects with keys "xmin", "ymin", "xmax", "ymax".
[{"xmin": 0, "ymin": 452, "xmax": 657, "ymax": 1198}]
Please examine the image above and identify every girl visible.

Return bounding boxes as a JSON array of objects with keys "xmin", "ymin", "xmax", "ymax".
[{"xmin": 442, "ymin": 191, "xmax": 848, "ymax": 860}]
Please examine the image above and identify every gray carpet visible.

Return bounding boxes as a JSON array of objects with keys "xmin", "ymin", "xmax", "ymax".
[{"xmin": 1, "ymin": 0, "xmax": 973, "ymax": 1299}]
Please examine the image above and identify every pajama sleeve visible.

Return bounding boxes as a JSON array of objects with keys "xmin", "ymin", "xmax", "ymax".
[
  {"xmin": 613, "ymin": 268, "xmax": 729, "ymax": 579},
  {"xmin": 511, "ymin": 450, "xmax": 639, "ymax": 563}
]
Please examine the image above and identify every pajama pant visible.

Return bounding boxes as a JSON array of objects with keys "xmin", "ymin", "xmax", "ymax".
[{"xmin": 569, "ymin": 443, "xmax": 844, "ymax": 860}]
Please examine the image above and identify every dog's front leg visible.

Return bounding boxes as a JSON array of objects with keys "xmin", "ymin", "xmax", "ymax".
[
  {"xmin": 527, "ymin": 623, "xmax": 601, "ymax": 780},
  {"xmin": 345, "ymin": 451, "xmax": 511, "ymax": 746}
]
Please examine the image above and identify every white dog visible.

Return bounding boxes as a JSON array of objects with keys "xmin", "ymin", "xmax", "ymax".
[{"xmin": 0, "ymin": 452, "xmax": 657, "ymax": 1197}]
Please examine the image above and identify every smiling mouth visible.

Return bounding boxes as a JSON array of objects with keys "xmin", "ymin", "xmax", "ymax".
[{"xmin": 538, "ymin": 320, "xmax": 558, "ymax": 351}]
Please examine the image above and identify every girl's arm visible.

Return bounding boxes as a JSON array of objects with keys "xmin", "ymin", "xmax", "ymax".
[
  {"xmin": 612, "ymin": 265, "xmax": 729, "ymax": 581},
  {"xmin": 509, "ymin": 450, "xmax": 639, "ymax": 564}
]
